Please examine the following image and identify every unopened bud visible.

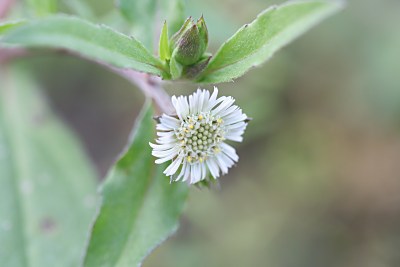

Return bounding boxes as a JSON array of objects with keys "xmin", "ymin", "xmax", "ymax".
[
  {"xmin": 197, "ymin": 16, "xmax": 208, "ymax": 55},
  {"xmin": 170, "ymin": 16, "xmax": 209, "ymax": 66},
  {"xmin": 170, "ymin": 17, "xmax": 193, "ymax": 53}
]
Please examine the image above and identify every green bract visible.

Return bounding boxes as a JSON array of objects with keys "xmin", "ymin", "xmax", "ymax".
[
  {"xmin": 161, "ymin": 16, "xmax": 210, "ymax": 80},
  {"xmin": 171, "ymin": 16, "xmax": 208, "ymax": 66}
]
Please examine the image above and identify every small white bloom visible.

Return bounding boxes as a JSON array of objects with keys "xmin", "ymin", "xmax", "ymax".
[{"xmin": 150, "ymin": 87, "xmax": 248, "ymax": 184}]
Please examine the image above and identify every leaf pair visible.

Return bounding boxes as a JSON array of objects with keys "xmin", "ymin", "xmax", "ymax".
[{"xmin": 0, "ymin": 0, "xmax": 344, "ymax": 84}]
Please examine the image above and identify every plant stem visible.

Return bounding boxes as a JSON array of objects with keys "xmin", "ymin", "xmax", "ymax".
[
  {"xmin": 0, "ymin": 48, "xmax": 28, "ymax": 64},
  {"xmin": 108, "ymin": 68, "xmax": 174, "ymax": 115}
]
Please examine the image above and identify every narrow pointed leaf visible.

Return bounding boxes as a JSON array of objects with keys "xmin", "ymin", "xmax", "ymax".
[
  {"xmin": 0, "ymin": 16, "xmax": 166, "ymax": 76},
  {"xmin": 159, "ymin": 21, "xmax": 170, "ymax": 61},
  {"xmin": 0, "ymin": 64, "xmax": 97, "ymax": 267},
  {"xmin": 0, "ymin": 20, "xmax": 25, "ymax": 35},
  {"xmin": 83, "ymin": 103, "xmax": 188, "ymax": 267},
  {"xmin": 197, "ymin": 0, "xmax": 344, "ymax": 83}
]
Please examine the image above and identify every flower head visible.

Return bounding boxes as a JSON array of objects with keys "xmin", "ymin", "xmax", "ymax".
[{"xmin": 150, "ymin": 87, "xmax": 248, "ymax": 184}]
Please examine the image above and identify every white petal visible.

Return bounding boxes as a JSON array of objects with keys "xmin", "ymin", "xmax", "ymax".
[
  {"xmin": 203, "ymin": 90, "xmax": 210, "ymax": 109},
  {"xmin": 179, "ymin": 96, "xmax": 189, "ymax": 118},
  {"xmin": 149, "ymin": 142, "xmax": 176, "ymax": 150},
  {"xmin": 189, "ymin": 164, "xmax": 196, "ymax": 184},
  {"xmin": 182, "ymin": 163, "xmax": 191, "ymax": 182},
  {"xmin": 224, "ymin": 114, "xmax": 247, "ymax": 125},
  {"xmin": 208, "ymin": 87, "xmax": 218, "ymax": 105},
  {"xmin": 221, "ymin": 143, "xmax": 239, "ymax": 162},
  {"xmin": 152, "ymin": 146, "xmax": 179, "ymax": 158},
  {"xmin": 190, "ymin": 164, "xmax": 202, "ymax": 184},
  {"xmin": 157, "ymin": 131, "xmax": 175, "ymax": 137},
  {"xmin": 155, "ymin": 137, "xmax": 176, "ymax": 145},
  {"xmin": 171, "ymin": 96, "xmax": 181, "ymax": 119},
  {"xmin": 197, "ymin": 89, "xmax": 206, "ymax": 112},
  {"xmin": 206, "ymin": 158, "xmax": 220, "ymax": 178},
  {"xmin": 160, "ymin": 115, "xmax": 180, "ymax": 129},
  {"xmin": 173, "ymin": 95, "xmax": 189, "ymax": 119},
  {"xmin": 221, "ymin": 152, "xmax": 235, "ymax": 167},
  {"xmin": 222, "ymin": 108, "xmax": 241, "ymax": 119},
  {"xmin": 155, "ymin": 152, "xmax": 177, "ymax": 164},
  {"xmin": 201, "ymin": 163, "xmax": 207, "ymax": 181},
  {"xmin": 156, "ymin": 124, "xmax": 172, "ymax": 131},
  {"xmin": 164, "ymin": 157, "xmax": 183, "ymax": 176},
  {"xmin": 219, "ymin": 105, "xmax": 239, "ymax": 118},
  {"xmin": 206, "ymin": 87, "xmax": 225, "ymax": 111},
  {"xmin": 175, "ymin": 161, "xmax": 188, "ymax": 181},
  {"xmin": 216, "ymin": 152, "xmax": 235, "ymax": 174},
  {"xmin": 212, "ymin": 97, "xmax": 235, "ymax": 116},
  {"xmin": 215, "ymin": 154, "xmax": 229, "ymax": 174},
  {"xmin": 225, "ymin": 134, "xmax": 243, "ymax": 142},
  {"xmin": 225, "ymin": 124, "xmax": 247, "ymax": 142},
  {"xmin": 225, "ymin": 121, "xmax": 247, "ymax": 130},
  {"xmin": 187, "ymin": 95, "xmax": 192, "ymax": 114}
]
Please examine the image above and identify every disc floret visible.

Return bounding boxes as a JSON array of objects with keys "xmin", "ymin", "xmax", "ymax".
[{"xmin": 176, "ymin": 112, "xmax": 225, "ymax": 164}]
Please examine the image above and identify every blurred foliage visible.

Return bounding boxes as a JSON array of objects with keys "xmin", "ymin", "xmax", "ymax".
[
  {"xmin": 0, "ymin": 63, "xmax": 97, "ymax": 267},
  {"xmin": 3, "ymin": 0, "xmax": 400, "ymax": 266}
]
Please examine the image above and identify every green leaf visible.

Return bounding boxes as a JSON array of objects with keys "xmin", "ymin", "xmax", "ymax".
[
  {"xmin": 83, "ymin": 103, "xmax": 188, "ymax": 267},
  {"xmin": 0, "ymin": 20, "xmax": 26, "ymax": 35},
  {"xmin": 159, "ymin": 21, "xmax": 170, "ymax": 61},
  {"xmin": 0, "ymin": 64, "xmax": 97, "ymax": 267},
  {"xmin": 0, "ymin": 15, "xmax": 167, "ymax": 77},
  {"xmin": 197, "ymin": 0, "xmax": 344, "ymax": 83},
  {"xmin": 26, "ymin": 0, "xmax": 58, "ymax": 17}
]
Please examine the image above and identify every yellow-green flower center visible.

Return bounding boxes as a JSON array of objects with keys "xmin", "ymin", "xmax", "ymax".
[{"xmin": 175, "ymin": 112, "xmax": 225, "ymax": 163}]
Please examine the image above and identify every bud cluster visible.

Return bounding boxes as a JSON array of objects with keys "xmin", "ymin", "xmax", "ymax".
[{"xmin": 159, "ymin": 16, "xmax": 210, "ymax": 80}]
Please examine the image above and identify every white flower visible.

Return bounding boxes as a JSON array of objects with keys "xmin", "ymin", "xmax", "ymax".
[{"xmin": 150, "ymin": 87, "xmax": 248, "ymax": 184}]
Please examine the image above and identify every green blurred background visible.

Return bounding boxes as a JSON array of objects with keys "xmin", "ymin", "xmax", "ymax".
[{"xmin": 10, "ymin": 0, "xmax": 400, "ymax": 266}]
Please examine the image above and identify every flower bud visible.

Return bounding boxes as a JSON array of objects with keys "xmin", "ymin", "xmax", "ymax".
[
  {"xmin": 169, "ymin": 17, "xmax": 193, "ymax": 53},
  {"xmin": 170, "ymin": 16, "xmax": 209, "ymax": 66},
  {"xmin": 197, "ymin": 16, "xmax": 208, "ymax": 55}
]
